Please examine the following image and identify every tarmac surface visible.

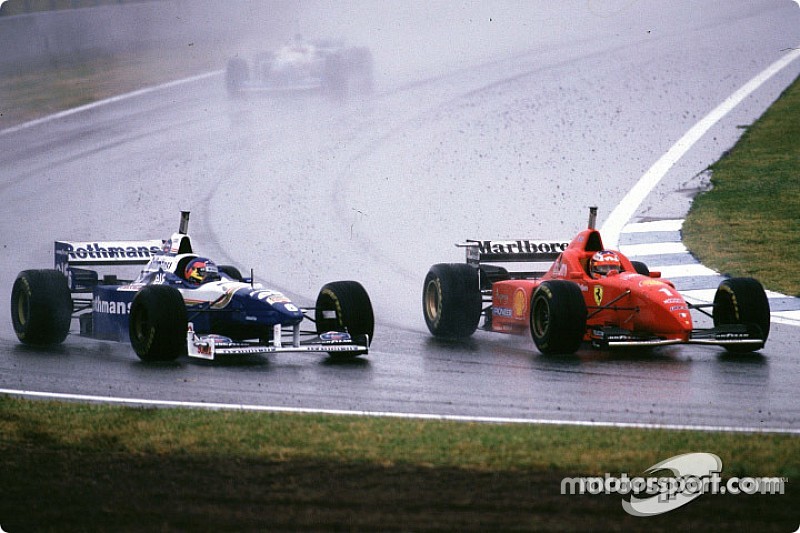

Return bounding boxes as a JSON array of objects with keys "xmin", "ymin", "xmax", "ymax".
[{"xmin": 1, "ymin": 1, "xmax": 799, "ymax": 431}]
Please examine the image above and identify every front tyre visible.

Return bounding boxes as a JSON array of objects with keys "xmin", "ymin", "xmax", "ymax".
[
  {"xmin": 129, "ymin": 285, "xmax": 187, "ymax": 362},
  {"xmin": 315, "ymin": 281, "xmax": 374, "ymax": 353},
  {"xmin": 713, "ymin": 277, "xmax": 770, "ymax": 353},
  {"xmin": 423, "ymin": 263, "xmax": 482, "ymax": 339},
  {"xmin": 530, "ymin": 281, "xmax": 586, "ymax": 355},
  {"xmin": 11, "ymin": 269, "xmax": 72, "ymax": 345}
]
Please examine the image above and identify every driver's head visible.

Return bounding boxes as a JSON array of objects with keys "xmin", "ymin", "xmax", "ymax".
[
  {"xmin": 590, "ymin": 250, "xmax": 621, "ymax": 277},
  {"xmin": 184, "ymin": 257, "xmax": 220, "ymax": 285}
]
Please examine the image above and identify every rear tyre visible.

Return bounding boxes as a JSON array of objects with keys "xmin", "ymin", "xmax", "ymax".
[
  {"xmin": 10, "ymin": 269, "xmax": 72, "ymax": 345},
  {"xmin": 226, "ymin": 57, "xmax": 249, "ymax": 95},
  {"xmin": 713, "ymin": 277, "xmax": 770, "ymax": 353},
  {"xmin": 348, "ymin": 47, "xmax": 374, "ymax": 95},
  {"xmin": 323, "ymin": 53, "xmax": 348, "ymax": 99},
  {"xmin": 315, "ymin": 281, "xmax": 374, "ymax": 356},
  {"xmin": 423, "ymin": 263, "xmax": 482, "ymax": 339},
  {"xmin": 219, "ymin": 265, "xmax": 244, "ymax": 282},
  {"xmin": 530, "ymin": 281, "xmax": 586, "ymax": 355},
  {"xmin": 129, "ymin": 285, "xmax": 187, "ymax": 362},
  {"xmin": 631, "ymin": 261, "xmax": 650, "ymax": 276}
]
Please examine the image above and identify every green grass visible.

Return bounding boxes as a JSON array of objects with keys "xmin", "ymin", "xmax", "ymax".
[
  {"xmin": 1, "ymin": 397, "xmax": 796, "ymax": 475},
  {"xmin": 683, "ymin": 74, "xmax": 800, "ymax": 296},
  {"xmin": 0, "ymin": 397, "xmax": 797, "ymax": 531},
  {"xmin": 0, "ymin": 47, "xmax": 225, "ymax": 128}
]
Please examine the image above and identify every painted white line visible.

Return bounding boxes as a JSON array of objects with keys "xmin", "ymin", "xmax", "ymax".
[
  {"xmin": 1, "ymin": 388, "xmax": 797, "ymax": 434},
  {"xmin": 0, "ymin": 70, "xmax": 223, "ymax": 137},
  {"xmin": 620, "ymin": 242, "xmax": 688, "ymax": 256},
  {"xmin": 655, "ymin": 264, "xmax": 719, "ymax": 278},
  {"xmin": 681, "ymin": 289, "xmax": 719, "ymax": 303},
  {"xmin": 772, "ymin": 310, "xmax": 800, "ymax": 326},
  {"xmin": 601, "ymin": 47, "xmax": 800, "ymax": 248},
  {"xmin": 622, "ymin": 220, "xmax": 684, "ymax": 233}
]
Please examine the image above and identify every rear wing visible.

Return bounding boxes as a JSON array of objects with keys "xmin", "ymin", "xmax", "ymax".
[
  {"xmin": 457, "ymin": 239, "xmax": 569, "ymax": 278},
  {"xmin": 55, "ymin": 240, "xmax": 164, "ymax": 291}
]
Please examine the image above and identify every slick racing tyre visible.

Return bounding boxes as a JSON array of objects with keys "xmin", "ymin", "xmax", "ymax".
[
  {"xmin": 129, "ymin": 285, "xmax": 187, "ymax": 362},
  {"xmin": 631, "ymin": 261, "xmax": 650, "ymax": 276},
  {"xmin": 323, "ymin": 53, "xmax": 348, "ymax": 99},
  {"xmin": 225, "ymin": 57, "xmax": 249, "ymax": 95},
  {"xmin": 315, "ymin": 281, "xmax": 375, "ymax": 353},
  {"xmin": 11, "ymin": 269, "xmax": 72, "ymax": 345},
  {"xmin": 423, "ymin": 263, "xmax": 482, "ymax": 339},
  {"xmin": 347, "ymin": 47, "xmax": 374, "ymax": 95},
  {"xmin": 218, "ymin": 265, "xmax": 245, "ymax": 282},
  {"xmin": 530, "ymin": 281, "xmax": 587, "ymax": 355},
  {"xmin": 713, "ymin": 277, "xmax": 770, "ymax": 353}
]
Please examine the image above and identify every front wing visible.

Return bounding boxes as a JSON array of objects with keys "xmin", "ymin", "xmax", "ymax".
[
  {"xmin": 589, "ymin": 324, "xmax": 765, "ymax": 350},
  {"xmin": 186, "ymin": 323, "xmax": 369, "ymax": 360}
]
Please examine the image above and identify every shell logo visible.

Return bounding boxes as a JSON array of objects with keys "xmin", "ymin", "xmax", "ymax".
[{"xmin": 513, "ymin": 288, "xmax": 527, "ymax": 319}]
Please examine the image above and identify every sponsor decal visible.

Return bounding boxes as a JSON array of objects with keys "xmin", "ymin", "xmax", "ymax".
[
  {"xmin": 663, "ymin": 297, "xmax": 683, "ymax": 304},
  {"xmin": 63, "ymin": 242, "xmax": 161, "ymax": 261},
  {"xmin": 670, "ymin": 305, "xmax": 688, "ymax": 312},
  {"xmin": 320, "ymin": 331, "xmax": 352, "ymax": 342},
  {"xmin": 147, "ymin": 257, "xmax": 178, "ymax": 272},
  {"xmin": 715, "ymin": 332, "xmax": 749, "ymax": 340},
  {"xmin": 249, "ymin": 290, "xmax": 298, "ymax": 312},
  {"xmin": 640, "ymin": 279, "xmax": 667, "ymax": 287},
  {"xmin": 93, "ymin": 296, "xmax": 131, "ymax": 315},
  {"xmin": 467, "ymin": 239, "xmax": 569, "ymax": 255},
  {"xmin": 594, "ymin": 286, "xmax": 604, "ymax": 306},
  {"xmin": 513, "ymin": 288, "xmax": 527, "ymax": 319},
  {"xmin": 493, "ymin": 307, "xmax": 513, "ymax": 317}
]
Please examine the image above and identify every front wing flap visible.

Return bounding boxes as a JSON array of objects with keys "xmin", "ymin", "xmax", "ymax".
[
  {"xmin": 186, "ymin": 323, "xmax": 369, "ymax": 360},
  {"xmin": 590, "ymin": 324, "xmax": 765, "ymax": 350}
]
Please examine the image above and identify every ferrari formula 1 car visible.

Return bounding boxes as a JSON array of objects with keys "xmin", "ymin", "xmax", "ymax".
[
  {"xmin": 423, "ymin": 208, "xmax": 770, "ymax": 354},
  {"xmin": 226, "ymin": 36, "xmax": 373, "ymax": 98},
  {"xmin": 11, "ymin": 212, "xmax": 374, "ymax": 362}
]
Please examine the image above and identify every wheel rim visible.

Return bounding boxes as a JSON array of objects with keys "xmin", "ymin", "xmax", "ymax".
[
  {"xmin": 16, "ymin": 289, "xmax": 29, "ymax": 327},
  {"xmin": 532, "ymin": 297, "xmax": 550, "ymax": 338},
  {"xmin": 132, "ymin": 307, "xmax": 151, "ymax": 344},
  {"xmin": 424, "ymin": 280, "xmax": 441, "ymax": 322}
]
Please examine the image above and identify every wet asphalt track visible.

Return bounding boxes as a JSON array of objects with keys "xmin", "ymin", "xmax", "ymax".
[{"xmin": 1, "ymin": 1, "xmax": 799, "ymax": 431}]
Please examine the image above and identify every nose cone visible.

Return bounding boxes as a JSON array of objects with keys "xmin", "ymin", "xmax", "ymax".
[
  {"xmin": 636, "ymin": 278, "xmax": 693, "ymax": 334},
  {"xmin": 272, "ymin": 300, "xmax": 304, "ymax": 321},
  {"xmin": 243, "ymin": 288, "xmax": 304, "ymax": 324}
]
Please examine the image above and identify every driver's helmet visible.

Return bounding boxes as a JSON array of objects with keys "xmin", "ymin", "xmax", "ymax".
[
  {"xmin": 184, "ymin": 257, "xmax": 220, "ymax": 285},
  {"xmin": 590, "ymin": 250, "xmax": 621, "ymax": 277}
]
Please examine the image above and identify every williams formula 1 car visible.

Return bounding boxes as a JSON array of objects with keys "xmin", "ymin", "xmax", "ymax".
[
  {"xmin": 423, "ymin": 208, "xmax": 770, "ymax": 354},
  {"xmin": 226, "ymin": 36, "xmax": 374, "ymax": 99},
  {"xmin": 11, "ymin": 212, "xmax": 374, "ymax": 362}
]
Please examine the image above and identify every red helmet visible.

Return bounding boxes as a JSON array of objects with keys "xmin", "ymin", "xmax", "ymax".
[
  {"xmin": 590, "ymin": 250, "xmax": 621, "ymax": 277},
  {"xmin": 184, "ymin": 257, "xmax": 220, "ymax": 285}
]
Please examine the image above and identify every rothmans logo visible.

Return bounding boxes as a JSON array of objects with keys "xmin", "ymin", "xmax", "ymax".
[
  {"xmin": 93, "ymin": 296, "xmax": 131, "ymax": 315},
  {"xmin": 56, "ymin": 240, "xmax": 163, "ymax": 262}
]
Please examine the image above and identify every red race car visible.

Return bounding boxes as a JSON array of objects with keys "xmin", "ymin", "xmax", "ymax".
[{"xmin": 422, "ymin": 208, "xmax": 770, "ymax": 354}]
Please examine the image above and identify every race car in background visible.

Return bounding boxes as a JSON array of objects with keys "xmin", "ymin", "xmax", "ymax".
[
  {"xmin": 423, "ymin": 207, "xmax": 770, "ymax": 355},
  {"xmin": 11, "ymin": 212, "xmax": 374, "ymax": 362},
  {"xmin": 226, "ymin": 35, "xmax": 374, "ymax": 99}
]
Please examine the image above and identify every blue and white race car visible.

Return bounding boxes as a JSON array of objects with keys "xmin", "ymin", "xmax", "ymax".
[
  {"xmin": 226, "ymin": 36, "xmax": 374, "ymax": 99},
  {"xmin": 10, "ymin": 212, "xmax": 373, "ymax": 362}
]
